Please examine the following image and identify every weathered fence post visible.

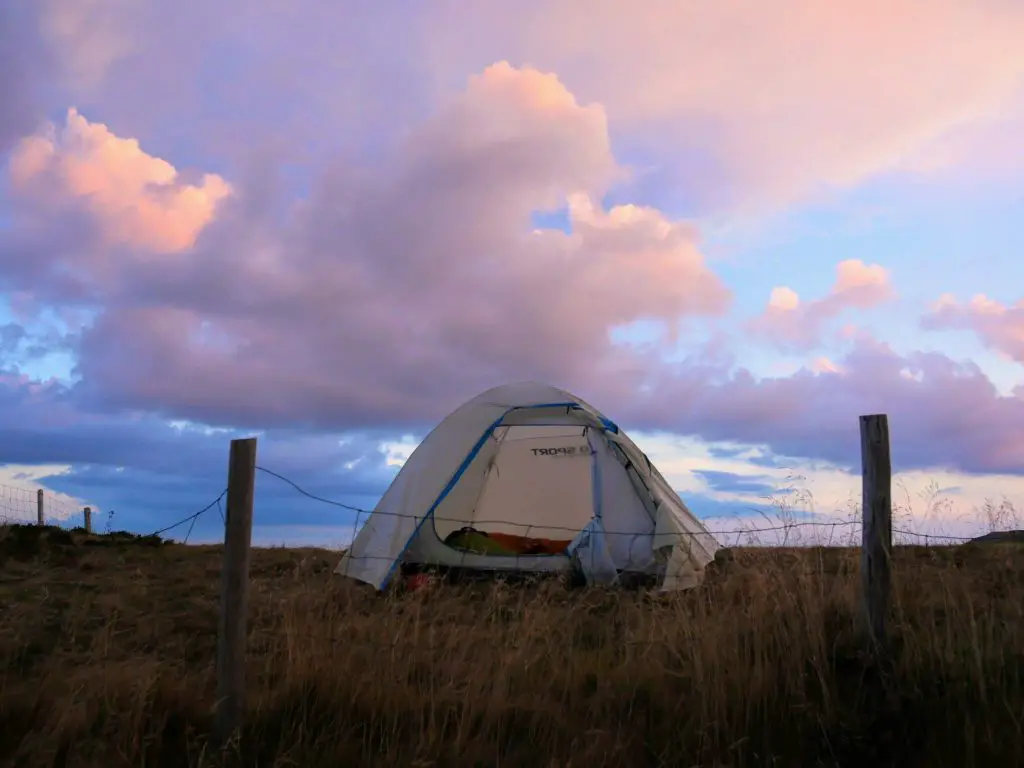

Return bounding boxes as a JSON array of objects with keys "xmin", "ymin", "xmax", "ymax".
[
  {"xmin": 860, "ymin": 414, "xmax": 892, "ymax": 648},
  {"xmin": 83, "ymin": 507, "xmax": 92, "ymax": 533},
  {"xmin": 215, "ymin": 437, "xmax": 258, "ymax": 750},
  {"xmin": 36, "ymin": 489, "xmax": 43, "ymax": 526}
]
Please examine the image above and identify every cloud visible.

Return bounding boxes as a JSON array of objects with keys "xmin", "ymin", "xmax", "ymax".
[
  {"xmin": 0, "ymin": 4, "xmax": 54, "ymax": 155},
  {"xmin": 810, "ymin": 357, "xmax": 845, "ymax": 375},
  {"xmin": 16, "ymin": 1, "xmax": 1022, "ymax": 217},
  {"xmin": 0, "ymin": 319, "xmax": 70, "ymax": 367},
  {"xmin": 690, "ymin": 470, "xmax": 781, "ymax": 496},
  {"xmin": 0, "ymin": 328, "xmax": 1022, "ymax": 548},
  {"xmin": 637, "ymin": 430, "xmax": 1024, "ymax": 545},
  {"xmin": 9, "ymin": 108, "xmax": 232, "ymax": 253},
  {"xmin": 1, "ymin": 65, "xmax": 1021, "ymax": 481},
  {"xmin": 3, "ymin": 64, "xmax": 730, "ymax": 430},
  {"xmin": 0, "ymin": 369, "xmax": 401, "ymax": 537},
  {"xmin": 613, "ymin": 334, "xmax": 1024, "ymax": 477},
  {"xmin": 0, "ymin": 392, "xmax": 396, "ymax": 499},
  {"xmin": 922, "ymin": 293, "xmax": 1024, "ymax": 364},
  {"xmin": 422, "ymin": 0, "xmax": 1024, "ymax": 210},
  {"xmin": 0, "ymin": 43, "xmax": 1021, "ymax": 513},
  {"xmin": 21, "ymin": 0, "xmax": 441, "ymax": 172},
  {"xmin": 746, "ymin": 259, "xmax": 894, "ymax": 350},
  {"xmin": 36, "ymin": 0, "xmax": 143, "ymax": 90},
  {"xmin": 0, "ymin": 360, "xmax": 1018, "ymax": 551}
]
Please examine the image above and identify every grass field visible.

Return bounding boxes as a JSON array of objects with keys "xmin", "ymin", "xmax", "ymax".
[{"xmin": 1, "ymin": 523, "xmax": 1022, "ymax": 767}]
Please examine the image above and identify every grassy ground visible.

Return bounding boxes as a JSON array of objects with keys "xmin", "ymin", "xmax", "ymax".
[{"xmin": 0, "ymin": 524, "xmax": 1022, "ymax": 768}]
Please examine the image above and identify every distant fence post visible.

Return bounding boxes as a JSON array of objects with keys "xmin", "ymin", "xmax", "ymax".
[
  {"xmin": 859, "ymin": 414, "xmax": 892, "ymax": 648},
  {"xmin": 36, "ymin": 489, "xmax": 43, "ymax": 526},
  {"xmin": 215, "ymin": 437, "xmax": 258, "ymax": 750},
  {"xmin": 83, "ymin": 507, "xmax": 92, "ymax": 533}
]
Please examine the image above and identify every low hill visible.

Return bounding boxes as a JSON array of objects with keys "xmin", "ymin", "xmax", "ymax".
[
  {"xmin": 970, "ymin": 528, "xmax": 1024, "ymax": 544},
  {"xmin": 1, "ymin": 524, "xmax": 1022, "ymax": 767}
]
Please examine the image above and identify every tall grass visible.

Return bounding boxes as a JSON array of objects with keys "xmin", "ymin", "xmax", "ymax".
[{"xmin": 0, "ymin": 516, "xmax": 1022, "ymax": 767}]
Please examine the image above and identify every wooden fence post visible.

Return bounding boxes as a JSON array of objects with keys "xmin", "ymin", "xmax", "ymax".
[
  {"xmin": 860, "ymin": 414, "xmax": 892, "ymax": 648},
  {"xmin": 36, "ymin": 489, "xmax": 43, "ymax": 526},
  {"xmin": 215, "ymin": 437, "xmax": 258, "ymax": 749},
  {"xmin": 83, "ymin": 507, "xmax": 92, "ymax": 533}
]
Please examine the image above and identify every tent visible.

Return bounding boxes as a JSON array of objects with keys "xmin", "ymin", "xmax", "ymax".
[{"xmin": 335, "ymin": 382, "xmax": 721, "ymax": 591}]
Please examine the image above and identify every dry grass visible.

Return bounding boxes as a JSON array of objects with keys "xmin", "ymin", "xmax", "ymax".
[{"xmin": 0, "ymin": 523, "xmax": 1022, "ymax": 768}]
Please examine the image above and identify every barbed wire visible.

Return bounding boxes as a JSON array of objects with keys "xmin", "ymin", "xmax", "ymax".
[
  {"xmin": 148, "ymin": 489, "xmax": 228, "ymax": 538},
  {"xmin": 0, "ymin": 466, "xmax": 1000, "ymax": 550},
  {"xmin": 256, "ymin": 465, "xmax": 856, "ymax": 538},
  {"xmin": 256, "ymin": 465, "xmax": 366, "ymax": 513},
  {"xmin": 892, "ymin": 527, "xmax": 977, "ymax": 542},
  {"xmin": 256, "ymin": 464, "xmax": 994, "ymax": 547}
]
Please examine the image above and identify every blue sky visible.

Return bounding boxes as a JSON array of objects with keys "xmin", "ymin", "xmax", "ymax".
[{"xmin": 1, "ymin": 0, "xmax": 1023, "ymax": 549}]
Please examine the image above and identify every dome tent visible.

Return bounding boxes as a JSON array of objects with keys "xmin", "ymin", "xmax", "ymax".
[{"xmin": 335, "ymin": 382, "xmax": 721, "ymax": 591}]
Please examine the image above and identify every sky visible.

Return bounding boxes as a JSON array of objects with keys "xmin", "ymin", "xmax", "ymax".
[{"xmin": 1, "ymin": 0, "xmax": 1023, "ymax": 549}]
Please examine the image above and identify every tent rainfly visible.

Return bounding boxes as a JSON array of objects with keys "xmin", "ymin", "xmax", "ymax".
[{"xmin": 335, "ymin": 382, "xmax": 721, "ymax": 591}]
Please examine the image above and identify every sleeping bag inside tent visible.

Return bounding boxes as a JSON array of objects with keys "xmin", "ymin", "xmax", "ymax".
[{"xmin": 334, "ymin": 382, "xmax": 721, "ymax": 591}]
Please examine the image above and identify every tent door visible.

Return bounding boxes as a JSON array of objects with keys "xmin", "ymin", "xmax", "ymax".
[
  {"xmin": 566, "ymin": 430, "xmax": 619, "ymax": 585},
  {"xmin": 567, "ymin": 518, "xmax": 619, "ymax": 585}
]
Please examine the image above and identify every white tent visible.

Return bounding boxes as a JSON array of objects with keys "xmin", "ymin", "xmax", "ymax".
[{"xmin": 335, "ymin": 382, "xmax": 720, "ymax": 591}]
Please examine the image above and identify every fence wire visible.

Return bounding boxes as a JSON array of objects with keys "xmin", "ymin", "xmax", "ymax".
[
  {"xmin": 148, "ymin": 489, "xmax": 228, "ymax": 539},
  {"xmin": 258, "ymin": 465, "xmax": 981, "ymax": 537},
  {"xmin": 0, "ymin": 466, "xmax": 999, "ymax": 556},
  {"xmin": 0, "ymin": 482, "xmax": 38, "ymax": 522},
  {"xmin": 0, "ymin": 482, "xmax": 95, "ymax": 528},
  {"xmin": 0, "ymin": 482, "xmax": 229, "ymax": 545}
]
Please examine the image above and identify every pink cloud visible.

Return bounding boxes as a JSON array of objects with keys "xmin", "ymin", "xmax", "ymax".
[
  {"xmin": 2, "ymin": 57, "xmax": 1022, "ymax": 478},
  {"xmin": 922, "ymin": 293, "xmax": 1024, "ymax": 363},
  {"xmin": 20, "ymin": 0, "xmax": 1024, "ymax": 216},
  {"xmin": 422, "ymin": 0, "xmax": 1024, "ymax": 212},
  {"xmin": 746, "ymin": 259, "xmax": 895, "ymax": 350},
  {"xmin": 25, "ymin": 0, "xmax": 439, "ymax": 171},
  {"xmin": 4, "ymin": 64, "xmax": 729, "ymax": 427},
  {"xmin": 9, "ymin": 108, "xmax": 232, "ymax": 253},
  {"xmin": 810, "ymin": 357, "xmax": 844, "ymax": 375}
]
